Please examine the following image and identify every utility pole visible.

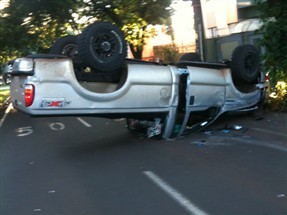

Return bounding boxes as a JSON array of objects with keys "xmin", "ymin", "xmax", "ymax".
[{"xmin": 192, "ymin": 0, "xmax": 205, "ymax": 61}]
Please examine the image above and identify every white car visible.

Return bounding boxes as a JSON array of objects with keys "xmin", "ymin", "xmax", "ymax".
[{"xmin": 8, "ymin": 22, "xmax": 266, "ymax": 139}]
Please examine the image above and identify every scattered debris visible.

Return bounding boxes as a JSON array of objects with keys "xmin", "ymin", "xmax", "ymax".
[
  {"xmin": 277, "ymin": 194, "xmax": 285, "ymax": 198},
  {"xmin": 200, "ymin": 124, "xmax": 246, "ymax": 136},
  {"xmin": 204, "ymin": 131, "xmax": 212, "ymax": 135},
  {"xmin": 33, "ymin": 208, "xmax": 42, "ymax": 212},
  {"xmin": 221, "ymin": 129, "xmax": 230, "ymax": 134},
  {"xmin": 222, "ymin": 124, "xmax": 245, "ymax": 132},
  {"xmin": 189, "ymin": 140, "xmax": 208, "ymax": 147}
]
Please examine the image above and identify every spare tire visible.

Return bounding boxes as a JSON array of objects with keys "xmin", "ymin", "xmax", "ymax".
[
  {"xmin": 230, "ymin": 45, "xmax": 260, "ymax": 83},
  {"xmin": 50, "ymin": 35, "xmax": 80, "ymax": 63},
  {"xmin": 78, "ymin": 21, "xmax": 127, "ymax": 72},
  {"xmin": 179, "ymin": 52, "xmax": 202, "ymax": 62}
]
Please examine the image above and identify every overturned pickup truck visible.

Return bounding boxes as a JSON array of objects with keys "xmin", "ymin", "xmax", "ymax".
[{"xmin": 9, "ymin": 21, "xmax": 266, "ymax": 139}]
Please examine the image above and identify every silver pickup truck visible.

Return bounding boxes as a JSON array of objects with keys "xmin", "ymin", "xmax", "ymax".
[{"xmin": 8, "ymin": 22, "xmax": 266, "ymax": 139}]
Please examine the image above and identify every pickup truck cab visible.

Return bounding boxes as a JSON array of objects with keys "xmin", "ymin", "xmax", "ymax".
[{"xmin": 8, "ymin": 22, "xmax": 266, "ymax": 139}]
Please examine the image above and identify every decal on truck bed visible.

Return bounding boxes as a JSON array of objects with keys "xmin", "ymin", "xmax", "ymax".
[{"xmin": 40, "ymin": 98, "xmax": 71, "ymax": 108}]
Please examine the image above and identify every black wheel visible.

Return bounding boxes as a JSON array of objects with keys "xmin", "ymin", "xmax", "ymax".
[
  {"xmin": 230, "ymin": 45, "xmax": 260, "ymax": 83},
  {"xmin": 78, "ymin": 21, "xmax": 127, "ymax": 72},
  {"xmin": 49, "ymin": 35, "xmax": 80, "ymax": 63},
  {"xmin": 179, "ymin": 53, "xmax": 202, "ymax": 62}
]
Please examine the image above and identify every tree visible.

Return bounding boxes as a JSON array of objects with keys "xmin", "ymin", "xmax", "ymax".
[
  {"xmin": 0, "ymin": 0, "xmax": 172, "ymax": 63},
  {"xmin": 0, "ymin": 0, "xmax": 84, "ymax": 64},
  {"xmin": 255, "ymin": 0, "xmax": 287, "ymax": 76},
  {"xmin": 82, "ymin": 0, "xmax": 173, "ymax": 59},
  {"xmin": 256, "ymin": 0, "xmax": 287, "ymax": 111}
]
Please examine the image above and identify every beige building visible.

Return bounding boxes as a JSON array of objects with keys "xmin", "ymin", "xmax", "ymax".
[
  {"xmin": 142, "ymin": 0, "xmax": 197, "ymax": 61},
  {"xmin": 198, "ymin": 0, "xmax": 264, "ymax": 61},
  {"xmin": 140, "ymin": 0, "xmax": 263, "ymax": 62}
]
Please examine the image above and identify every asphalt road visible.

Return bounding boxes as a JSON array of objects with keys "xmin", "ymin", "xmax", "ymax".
[{"xmin": 1, "ymin": 110, "xmax": 287, "ymax": 215}]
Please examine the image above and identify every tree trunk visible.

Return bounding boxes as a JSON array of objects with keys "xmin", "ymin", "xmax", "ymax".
[{"xmin": 129, "ymin": 44, "xmax": 143, "ymax": 59}]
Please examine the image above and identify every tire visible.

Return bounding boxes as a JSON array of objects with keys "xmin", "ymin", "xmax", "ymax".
[
  {"xmin": 78, "ymin": 21, "xmax": 127, "ymax": 72},
  {"xmin": 230, "ymin": 45, "xmax": 260, "ymax": 83},
  {"xmin": 179, "ymin": 53, "xmax": 202, "ymax": 62},
  {"xmin": 49, "ymin": 35, "xmax": 80, "ymax": 63}
]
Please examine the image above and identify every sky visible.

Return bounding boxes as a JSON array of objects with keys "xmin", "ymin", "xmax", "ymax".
[
  {"xmin": 0, "ymin": 0, "xmax": 9, "ymax": 10},
  {"xmin": 171, "ymin": 0, "xmax": 196, "ymax": 44}
]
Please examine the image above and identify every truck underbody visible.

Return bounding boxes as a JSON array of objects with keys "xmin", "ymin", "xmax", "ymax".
[{"xmin": 7, "ymin": 22, "xmax": 266, "ymax": 139}]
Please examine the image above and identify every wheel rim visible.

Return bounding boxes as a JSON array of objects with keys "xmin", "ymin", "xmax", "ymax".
[{"xmin": 92, "ymin": 32, "xmax": 118, "ymax": 62}]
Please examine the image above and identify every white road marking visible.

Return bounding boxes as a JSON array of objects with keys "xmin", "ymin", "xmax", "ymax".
[
  {"xmin": 0, "ymin": 103, "xmax": 13, "ymax": 127},
  {"xmin": 49, "ymin": 122, "xmax": 65, "ymax": 131},
  {"xmin": 77, "ymin": 117, "xmax": 92, "ymax": 127},
  {"xmin": 16, "ymin": 126, "xmax": 33, "ymax": 137},
  {"xmin": 143, "ymin": 171, "xmax": 211, "ymax": 215}
]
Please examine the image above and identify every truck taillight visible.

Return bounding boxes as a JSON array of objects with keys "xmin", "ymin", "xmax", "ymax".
[{"xmin": 25, "ymin": 84, "xmax": 35, "ymax": 107}]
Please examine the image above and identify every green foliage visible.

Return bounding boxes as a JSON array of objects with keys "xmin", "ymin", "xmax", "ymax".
[
  {"xmin": 0, "ymin": 87, "xmax": 10, "ymax": 108},
  {"xmin": 268, "ymin": 70, "xmax": 287, "ymax": 88},
  {"xmin": 266, "ymin": 80, "xmax": 287, "ymax": 112},
  {"xmin": 153, "ymin": 45, "xmax": 179, "ymax": 64},
  {"xmin": 255, "ymin": 0, "xmax": 287, "ymax": 74},
  {"xmin": 83, "ymin": 0, "xmax": 173, "ymax": 59},
  {"xmin": 265, "ymin": 71, "xmax": 287, "ymax": 112},
  {"xmin": 121, "ymin": 19, "xmax": 148, "ymax": 59},
  {"xmin": 0, "ymin": 0, "xmax": 173, "ymax": 63},
  {"xmin": 0, "ymin": 0, "xmax": 85, "ymax": 64},
  {"xmin": 255, "ymin": 0, "xmax": 287, "ymax": 111}
]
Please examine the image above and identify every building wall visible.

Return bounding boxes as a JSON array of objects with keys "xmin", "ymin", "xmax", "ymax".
[
  {"xmin": 201, "ymin": 0, "xmax": 238, "ymax": 39},
  {"xmin": 200, "ymin": 0, "xmax": 263, "ymax": 62},
  {"xmin": 141, "ymin": 1, "xmax": 196, "ymax": 61}
]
